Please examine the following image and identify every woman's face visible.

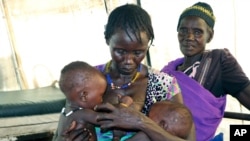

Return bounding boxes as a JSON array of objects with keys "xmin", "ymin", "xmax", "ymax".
[
  {"xmin": 177, "ymin": 16, "xmax": 212, "ymax": 57},
  {"xmin": 106, "ymin": 29, "xmax": 149, "ymax": 75}
]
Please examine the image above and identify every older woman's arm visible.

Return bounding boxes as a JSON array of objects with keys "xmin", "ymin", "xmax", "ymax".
[{"xmin": 236, "ymin": 84, "xmax": 250, "ymax": 110}]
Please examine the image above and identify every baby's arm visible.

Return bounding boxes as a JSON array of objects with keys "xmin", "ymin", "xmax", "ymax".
[{"xmin": 59, "ymin": 108, "xmax": 103, "ymax": 141}]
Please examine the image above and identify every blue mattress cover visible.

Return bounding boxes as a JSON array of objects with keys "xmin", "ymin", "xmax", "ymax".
[{"xmin": 0, "ymin": 86, "xmax": 65, "ymax": 117}]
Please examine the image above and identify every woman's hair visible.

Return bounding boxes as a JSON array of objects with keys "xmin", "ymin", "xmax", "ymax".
[{"xmin": 104, "ymin": 4, "xmax": 154, "ymax": 46}]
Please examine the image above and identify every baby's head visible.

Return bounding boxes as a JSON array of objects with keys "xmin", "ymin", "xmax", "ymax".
[
  {"xmin": 148, "ymin": 101, "xmax": 193, "ymax": 139},
  {"xmin": 59, "ymin": 61, "xmax": 107, "ymax": 109}
]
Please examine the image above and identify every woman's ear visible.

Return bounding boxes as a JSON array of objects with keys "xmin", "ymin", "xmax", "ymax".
[
  {"xmin": 207, "ymin": 29, "xmax": 214, "ymax": 43},
  {"xmin": 106, "ymin": 39, "xmax": 109, "ymax": 45},
  {"xmin": 159, "ymin": 120, "xmax": 167, "ymax": 130}
]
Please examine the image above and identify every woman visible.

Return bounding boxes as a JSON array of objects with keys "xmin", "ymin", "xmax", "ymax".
[
  {"xmin": 61, "ymin": 4, "xmax": 195, "ymax": 141},
  {"xmin": 161, "ymin": 2, "xmax": 250, "ymax": 141}
]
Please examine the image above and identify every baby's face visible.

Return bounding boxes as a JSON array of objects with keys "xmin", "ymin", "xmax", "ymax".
[
  {"xmin": 64, "ymin": 70, "xmax": 106, "ymax": 109},
  {"xmin": 149, "ymin": 102, "xmax": 192, "ymax": 139},
  {"xmin": 148, "ymin": 105, "xmax": 165, "ymax": 128},
  {"xmin": 149, "ymin": 105, "xmax": 181, "ymax": 136}
]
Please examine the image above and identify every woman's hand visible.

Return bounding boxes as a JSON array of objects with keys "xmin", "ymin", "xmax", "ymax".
[{"xmin": 95, "ymin": 102, "xmax": 144, "ymax": 130}]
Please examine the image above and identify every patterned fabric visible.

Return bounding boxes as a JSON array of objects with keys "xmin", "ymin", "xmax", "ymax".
[
  {"xmin": 142, "ymin": 68, "xmax": 180, "ymax": 115},
  {"xmin": 95, "ymin": 64, "xmax": 181, "ymax": 140}
]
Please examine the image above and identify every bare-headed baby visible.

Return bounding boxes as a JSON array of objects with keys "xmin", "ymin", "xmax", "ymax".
[
  {"xmin": 120, "ymin": 96, "xmax": 194, "ymax": 141},
  {"xmin": 53, "ymin": 61, "xmax": 107, "ymax": 141},
  {"xmin": 149, "ymin": 100, "xmax": 193, "ymax": 139},
  {"xmin": 53, "ymin": 61, "xmax": 132, "ymax": 141}
]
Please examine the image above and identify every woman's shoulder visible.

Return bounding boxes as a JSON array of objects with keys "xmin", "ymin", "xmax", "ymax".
[
  {"xmin": 208, "ymin": 48, "xmax": 233, "ymax": 56},
  {"xmin": 203, "ymin": 48, "xmax": 235, "ymax": 62},
  {"xmin": 208, "ymin": 48, "xmax": 237, "ymax": 63}
]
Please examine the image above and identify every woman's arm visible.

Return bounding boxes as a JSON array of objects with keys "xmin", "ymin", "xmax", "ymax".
[
  {"xmin": 236, "ymin": 84, "xmax": 250, "ymax": 110},
  {"xmin": 126, "ymin": 131, "xmax": 150, "ymax": 141},
  {"xmin": 171, "ymin": 92, "xmax": 184, "ymax": 104},
  {"xmin": 95, "ymin": 103, "xmax": 195, "ymax": 141}
]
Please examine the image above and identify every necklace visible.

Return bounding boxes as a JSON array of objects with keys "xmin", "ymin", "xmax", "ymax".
[
  {"xmin": 105, "ymin": 61, "xmax": 141, "ymax": 89},
  {"xmin": 61, "ymin": 107, "xmax": 83, "ymax": 117}
]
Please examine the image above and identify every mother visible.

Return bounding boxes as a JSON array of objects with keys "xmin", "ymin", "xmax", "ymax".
[{"xmin": 62, "ymin": 4, "xmax": 195, "ymax": 141}]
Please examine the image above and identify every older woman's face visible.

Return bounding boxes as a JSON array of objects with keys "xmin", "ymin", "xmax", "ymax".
[
  {"xmin": 177, "ymin": 16, "xmax": 212, "ymax": 57},
  {"xmin": 107, "ymin": 29, "xmax": 149, "ymax": 75}
]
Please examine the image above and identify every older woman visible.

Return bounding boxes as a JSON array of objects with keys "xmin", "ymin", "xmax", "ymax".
[{"xmin": 161, "ymin": 2, "xmax": 250, "ymax": 141}]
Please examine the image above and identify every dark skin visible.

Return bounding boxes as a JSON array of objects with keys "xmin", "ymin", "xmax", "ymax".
[
  {"xmin": 62, "ymin": 20, "xmax": 195, "ymax": 141},
  {"xmin": 63, "ymin": 22, "xmax": 195, "ymax": 141},
  {"xmin": 148, "ymin": 101, "xmax": 193, "ymax": 139},
  {"xmin": 58, "ymin": 68, "xmax": 143, "ymax": 141},
  {"xmin": 117, "ymin": 97, "xmax": 193, "ymax": 141},
  {"xmin": 104, "ymin": 28, "xmax": 183, "ymax": 106},
  {"xmin": 177, "ymin": 16, "xmax": 213, "ymax": 71},
  {"xmin": 63, "ymin": 69, "xmax": 106, "ymax": 109},
  {"xmin": 177, "ymin": 16, "xmax": 250, "ymax": 110},
  {"xmin": 54, "ymin": 69, "xmax": 107, "ymax": 141},
  {"xmin": 95, "ymin": 29, "xmax": 195, "ymax": 141},
  {"xmin": 102, "ymin": 30, "xmax": 151, "ymax": 140}
]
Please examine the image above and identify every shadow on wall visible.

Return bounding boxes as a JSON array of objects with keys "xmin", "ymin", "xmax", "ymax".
[
  {"xmin": 0, "ymin": 56, "xmax": 20, "ymax": 91},
  {"xmin": 32, "ymin": 64, "xmax": 55, "ymax": 88}
]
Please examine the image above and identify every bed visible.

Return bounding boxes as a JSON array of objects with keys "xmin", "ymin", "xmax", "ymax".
[{"xmin": 0, "ymin": 86, "xmax": 66, "ymax": 140}]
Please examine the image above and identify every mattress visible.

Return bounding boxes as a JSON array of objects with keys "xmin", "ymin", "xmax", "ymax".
[{"xmin": 0, "ymin": 86, "xmax": 66, "ymax": 139}]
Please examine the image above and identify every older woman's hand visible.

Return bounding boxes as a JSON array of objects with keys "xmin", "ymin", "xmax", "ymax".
[{"xmin": 95, "ymin": 102, "xmax": 145, "ymax": 130}]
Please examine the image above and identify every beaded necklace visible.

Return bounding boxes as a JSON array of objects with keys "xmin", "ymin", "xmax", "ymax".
[
  {"xmin": 105, "ymin": 61, "xmax": 141, "ymax": 89},
  {"xmin": 61, "ymin": 107, "xmax": 83, "ymax": 117}
]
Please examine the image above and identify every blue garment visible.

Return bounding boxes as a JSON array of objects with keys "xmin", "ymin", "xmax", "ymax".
[
  {"xmin": 210, "ymin": 133, "xmax": 223, "ymax": 141},
  {"xmin": 95, "ymin": 127, "xmax": 135, "ymax": 141}
]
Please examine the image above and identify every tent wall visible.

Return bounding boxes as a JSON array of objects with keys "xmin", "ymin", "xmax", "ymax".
[
  {"xmin": 3, "ymin": 0, "xmax": 250, "ymax": 90},
  {"xmin": 1, "ymin": 0, "xmax": 250, "ymax": 140}
]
